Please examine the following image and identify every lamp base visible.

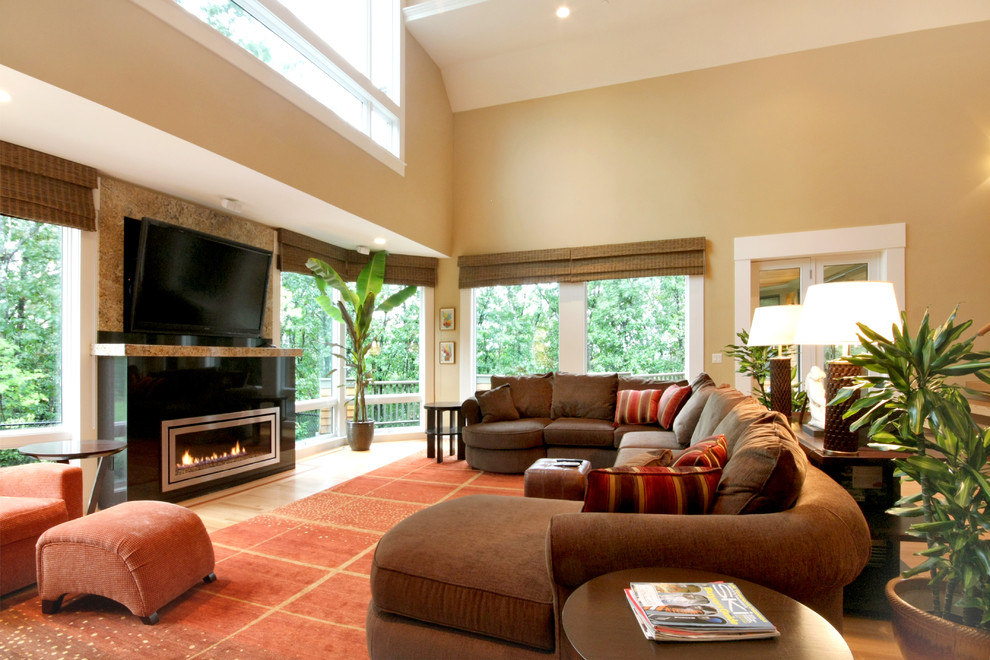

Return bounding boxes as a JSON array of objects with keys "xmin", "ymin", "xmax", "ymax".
[
  {"xmin": 824, "ymin": 359, "xmax": 862, "ymax": 454},
  {"xmin": 768, "ymin": 356, "xmax": 791, "ymax": 417}
]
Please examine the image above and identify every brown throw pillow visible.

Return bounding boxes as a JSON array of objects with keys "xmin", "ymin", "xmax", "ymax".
[
  {"xmin": 476, "ymin": 384, "xmax": 521, "ymax": 424},
  {"xmin": 490, "ymin": 373, "xmax": 553, "ymax": 418},
  {"xmin": 621, "ymin": 449, "xmax": 675, "ymax": 467}
]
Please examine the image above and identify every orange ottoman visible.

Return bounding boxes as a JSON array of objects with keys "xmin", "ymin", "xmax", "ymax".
[{"xmin": 36, "ymin": 500, "xmax": 216, "ymax": 625}]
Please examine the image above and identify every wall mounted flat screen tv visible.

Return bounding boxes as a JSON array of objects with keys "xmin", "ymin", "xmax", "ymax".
[{"xmin": 127, "ymin": 217, "xmax": 273, "ymax": 338}]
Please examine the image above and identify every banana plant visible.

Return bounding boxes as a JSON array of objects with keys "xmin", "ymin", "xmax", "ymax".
[
  {"xmin": 835, "ymin": 308, "xmax": 990, "ymax": 626},
  {"xmin": 307, "ymin": 252, "xmax": 416, "ymax": 423}
]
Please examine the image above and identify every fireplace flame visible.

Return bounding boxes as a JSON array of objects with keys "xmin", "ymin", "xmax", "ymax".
[{"xmin": 177, "ymin": 441, "xmax": 247, "ymax": 469}]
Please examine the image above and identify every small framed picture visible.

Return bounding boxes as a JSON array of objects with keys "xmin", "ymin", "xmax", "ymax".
[
  {"xmin": 440, "ymin": 307, "xmax": 455, "ymax": 331},
  {"xmin": 439, "ymin": 341, "xmax": 455, "ymax": 364}
]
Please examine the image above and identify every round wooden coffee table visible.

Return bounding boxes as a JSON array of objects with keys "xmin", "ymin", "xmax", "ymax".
[
  {"xmin": 19, "ymin": 439, "xmax": 127, "ymax": 514},
  {"xmin": 562, "ymin": 568, "xmax": 852, "ymax": 659}
]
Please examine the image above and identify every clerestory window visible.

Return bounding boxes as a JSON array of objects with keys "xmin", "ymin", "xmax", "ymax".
[{"xmin": 160, "ymin": 0, "xmax": 402, "ymax": 167}]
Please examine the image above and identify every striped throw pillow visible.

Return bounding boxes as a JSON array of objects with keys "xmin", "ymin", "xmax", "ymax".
[
  {"xmin": 673, "ymin": 435, "xmax": 728, "ymax": 469},
  {"xmin": 658, "ymin": 384, "xmax": 692, "ymax": 430},
  {"xmin": 581, "ymin": 466, "xmax": 722, "ymax": 514},
  {"xmin": 613, "ymin": 389, "xmax": 663, "ymax": 427}
]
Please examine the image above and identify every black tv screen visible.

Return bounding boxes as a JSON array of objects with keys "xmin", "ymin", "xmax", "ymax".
[{"xmin": 128, "ymin": 218, "xmax": 272, "ymax": 338}]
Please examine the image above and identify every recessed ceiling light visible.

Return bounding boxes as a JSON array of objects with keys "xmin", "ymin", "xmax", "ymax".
[
  {"xmin": 0, "ymin": 89, "xmax": 12, "ymax": 103},
  {"xmin": 373, "ymin": 237, "xmax": 387, "ymax": 245},
  {"xmin": 556, "ymin": 6, "xmax": 570, "ymax": 19}
]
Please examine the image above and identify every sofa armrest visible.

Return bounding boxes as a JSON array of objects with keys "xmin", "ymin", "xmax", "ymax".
[
  {"xmin": 0, "ymin": 462, "xmax": 84, "ymax": 520},
  {"xmin": 546, "ymin": 468, "xmax": 869, "ymax": 610},
  {"xmin": 461, "ymin": 397, "xmax": 482, "ymax": 426}
]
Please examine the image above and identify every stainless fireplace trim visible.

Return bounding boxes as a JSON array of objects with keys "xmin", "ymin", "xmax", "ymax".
[{"xmin": 162, "ymin": 407, "xmax": 280, "ymax": 493}]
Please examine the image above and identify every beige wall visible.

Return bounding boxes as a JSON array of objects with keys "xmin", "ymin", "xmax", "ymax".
[
  {"xmin": 449, "ymin": 21, "xmax": 990, "ymax": 388},
  {"xmin": 0, "ymin": 0, "xmax": 455, "ymax": 256}
]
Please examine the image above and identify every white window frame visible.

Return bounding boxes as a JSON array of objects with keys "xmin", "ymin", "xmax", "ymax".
[
  {"xmin": 0, "ymin": 225, "xmax": 99, "ymax": 450},
  {"xmin": 459, "ymin": 275, "xmax": 704, "ymax": 400},
  {"xmin": 733, "ymin": 223, "xmax": 906, "ymax": 394},
  {"xmin": 130, "ymin": 0, "xmax": 406, "ymax": 175}
]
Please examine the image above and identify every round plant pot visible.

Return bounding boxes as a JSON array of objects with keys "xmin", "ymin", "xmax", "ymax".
[
  {"xmin": 346, "ymin": 420, "xmax": 375, "ymax": 451},
  {"xmin": 886, "ymin": 577, "xmax": 990, "ymax": 660}
]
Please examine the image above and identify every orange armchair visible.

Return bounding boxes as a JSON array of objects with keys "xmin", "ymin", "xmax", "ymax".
[{"xmin": 0, "ymin": 462, "xmax": 83, "ymax": 595}]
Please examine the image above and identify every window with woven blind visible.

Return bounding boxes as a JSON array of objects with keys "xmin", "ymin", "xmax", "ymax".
[{"xmin": 0, "ymin": 141, "xmax": 98, "ymax": 231}]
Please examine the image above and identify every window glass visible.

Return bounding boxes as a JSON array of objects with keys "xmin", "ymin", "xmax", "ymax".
[
  {"xmin": 174, "ymin": 0, "xmax": 400, "ymax": 156},
  {"xmin": 0, "ymin": 216, "xmax": 63, "ymax": 431},
  {"xmin": 586, "ymin": 277, "xmax": 686, "ymax": 376},
  {"xmin": 361, "ymin": 284, "xmax": 421, "ymax": 430},
  {"xmin": 475, "ymin": 284, "xmax": 559, "ymax": 388}
]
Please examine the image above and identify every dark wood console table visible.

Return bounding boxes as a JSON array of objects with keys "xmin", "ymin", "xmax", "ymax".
[
  {"xmin": 423, "ymin": 402, "xmax": 464, "ymax": 463},
  {"xmin": 794, "ymin": 425, "xmax": 901, "ymax": 617}
]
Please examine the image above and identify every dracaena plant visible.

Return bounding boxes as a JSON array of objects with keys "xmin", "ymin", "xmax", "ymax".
[
  {"xmin": 307, "ymin": 253, "xmax": 416, "ymax": 423},
  {"xmin": 835, "ymin": 308, "xmax": 990, "ymax": 627}
]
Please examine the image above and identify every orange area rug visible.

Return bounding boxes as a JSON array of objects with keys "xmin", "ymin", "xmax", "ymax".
[{"xmin": 0, "ymin": 452, "xmax": 524, "ymax": 659}]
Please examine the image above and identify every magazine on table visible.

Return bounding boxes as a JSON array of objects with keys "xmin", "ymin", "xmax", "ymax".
[{"xmin": 624, "ymin": 581, "xmax": 780, "ymax": 642}]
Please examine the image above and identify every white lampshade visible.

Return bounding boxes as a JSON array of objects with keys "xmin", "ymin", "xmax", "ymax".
[
  {"xmin": 747, "ymin": 305, "xmax": 803, "ymax": 347},
  {"xmin": 793, "ymin": 281, "xmax": 901, "ymax": 346}
]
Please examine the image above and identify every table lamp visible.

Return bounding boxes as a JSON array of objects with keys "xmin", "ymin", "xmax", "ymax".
[
  {"xmin": 747, "ymin": 305, "xmax": 803, "ymax": 417},
  {"xmin": 793, "ymin": 281, "xmax": 901, "ymax": 453}
]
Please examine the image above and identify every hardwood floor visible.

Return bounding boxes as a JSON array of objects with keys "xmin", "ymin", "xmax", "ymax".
[{"xmin": 180, "ymin": 438, "xmax": 904, "ymax": 659}]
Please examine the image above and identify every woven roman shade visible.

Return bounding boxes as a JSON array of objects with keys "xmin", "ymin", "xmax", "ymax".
[
  {"xmin": 0, "ymin": 141, "xmax": 98, "ymax": 231},
  {"xmin": 458, "ymin": 237, "xmax": 706, "ymax": 288},
  {"xmin": 278, "ymin": 228, "xmax": 438, "ymax": 288}
]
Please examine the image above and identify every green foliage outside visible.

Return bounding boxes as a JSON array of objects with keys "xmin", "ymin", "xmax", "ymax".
[
  {"xmin": 476, "ymin": 284, "xmax": 559, "ymax": 377},
  {"xmin": 0, "ymin": 216, "xmax": 62, "ymax": 429},
  {"xmin": 0, "ymin": 448, "xmax": 38, "ymax": 468},
  {"xmin": 280, "ymin": 272, "xmax": 421, "ymax": 424},
  {"xmin": 587, "ymin": 277, "xmax": 686, "ymax": 374}
]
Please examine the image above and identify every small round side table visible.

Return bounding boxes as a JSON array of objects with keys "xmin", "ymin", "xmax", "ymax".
[
  {"xmin": 18, "ymin": 439, "xmax": 127, "ymax": 514},
  {"xmin": 423, "ymin": 402, "xmax": 464, "ymax": 463}
]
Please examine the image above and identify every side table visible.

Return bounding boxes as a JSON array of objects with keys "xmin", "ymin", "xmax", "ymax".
[
  {"xmin": 794, "ymin": 425, "xmax": 900, "ymax": 617},
  {"xmin": 18, "ymin": 439, "xmax": 127, "ymax": 515},
  {"xmin": 423, "ymin": 402, "xmax": 464, "ymax": 464},
  {"xmin": 562, "ymin": 567, "xmax": 852, "ymax": 659}
]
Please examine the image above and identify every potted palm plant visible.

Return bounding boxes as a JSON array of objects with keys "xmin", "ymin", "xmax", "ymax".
[
  {"xmin": 836, "ymin": 308, "xmax": 990, "ymax": 659},
  {"xmin": 307, "ymin": 252, "xmax": 416, "ymax": 451}
]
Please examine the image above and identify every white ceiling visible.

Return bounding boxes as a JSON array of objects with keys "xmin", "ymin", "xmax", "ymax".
[
  {"xmin": 3, "ymin": 1, "xmax": 989, "ymax": 256},
  {"xmin": 405, "ymin": 0, "xmax": 990, "ymax": 112}
]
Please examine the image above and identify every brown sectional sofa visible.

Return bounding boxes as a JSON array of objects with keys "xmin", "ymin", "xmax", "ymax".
[
  {"xmin": 367, "ymin": 374, "xmax": 872, "ymax": 659},
  {"xmin": 461, "ymin": 372, "xmax": 688, "ymax": 473}
]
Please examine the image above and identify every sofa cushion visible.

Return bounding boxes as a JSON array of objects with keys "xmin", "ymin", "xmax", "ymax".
[
  {"xmin": 462, "ymin": 418, "xmax": 550, "ymax": 450},
  {"xmin": 582, "ymin": 466, "xmax": 722, "ymax": 514},
  {"xmin": 544, "ymin": 418, "xmax": 615, "ymax": 447},
  {"xmin": 491, "ymin": 373, "xmax": 553, "ymax": 419},
  {"xmin": 551, "ymin": 372, "xmax": 618, "ymax": 421},
  {"xmin": 690, "ymin": 386, "xmax": 750, "ymax": 443},
  {"xmin": 476, "ymin": 384, "xmax": 520, "ymax": 424},
  {"xmin": 617, "ymin": 431, "xmax": 681, "ymax": 451},
  {"xmin": 711, "ymin": 398, "xmax": 770, "ymax": 443},
  {"xmin": 613, "ymin": 389, "xmax": 662, "ymax": 426},
  {"xmin": 614, "ymin": 424, "xmax": 669, "ymax": 446},
  {"xmin": 617, "ymin": 375, "xmax": 685, "ymax": 391},
  {"xmin": 617, "ymin": 449, "xmax": 674, "ymax": 467},
  {"xmin": 673, "ymin": 373, "xmax": 717, "ymax": 446},
  {"xmin": 712, "ymin": 413, "xmax": 808, "ymax": 515},
  {"xmin": 371, "ymin": 495, "xmax": 582, "ymax": 651},
  {"xmin": 672, "ymin": 435, "xmax": 728, "ymax": 469},
  {"xmin": 0, "ymin": 496, "xmax": 68, "ymax": 545},
  {"xmin": 658, "ymin": 384, "xmax": 692, "ymax": 429}
]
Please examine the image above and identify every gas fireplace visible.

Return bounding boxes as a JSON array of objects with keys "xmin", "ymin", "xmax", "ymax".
[{"xmin": 162, "ymin": 407, "xmax": 280, "ymax": 493}]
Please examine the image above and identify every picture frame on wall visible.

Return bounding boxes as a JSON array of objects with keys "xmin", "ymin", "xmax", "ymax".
[
  {"xmin": 440, "ymin": 307, "xmax": 455, "ymax": 331},
  {"xmin": 439, "ymin": 341, "xmax": 455, "ymax": 364}
]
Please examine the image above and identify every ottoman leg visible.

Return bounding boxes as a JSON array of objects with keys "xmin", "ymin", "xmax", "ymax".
[
  {"xmin": 141, "ymin": 612, "xmax": 160, "ymax": 626},
  {"xmin": 204, "ymin": 572, "xmax": 217, "ymax": 583},
  {"xmin": 42, "ymin": 595, "xmax": 65, "ymax": 615}
]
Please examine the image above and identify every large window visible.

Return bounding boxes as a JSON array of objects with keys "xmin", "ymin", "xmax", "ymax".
[
  {"xmin": 0, "ymin": 216, "xmax": 63, "ymax": 431},
  {"xmin": 586, "ymin": 276, "xmax": 686, "ymax": 376},
  {"xmin": 474, "ymin": 284, "xmax": 559, "ymax": 387},
  {"xmin": 280, "ymin": 273, "xmax": 422, "ymax": 443},
  {"xmin": 473, "ymin": 278, "xmax": 688, "ymax": 388},
  {"xmin": 168, "ymin": 0, "xmax": 402, "ymax": 161}
]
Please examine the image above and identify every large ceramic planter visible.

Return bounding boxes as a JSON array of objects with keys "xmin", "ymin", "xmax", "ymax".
[
  {"xmin": 886, "ymin": 577, "xmax": 990, "ymax": 660},
  {"xmin": 347, "ymin": 420, "xmax": 375, "ymax": 451}
]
